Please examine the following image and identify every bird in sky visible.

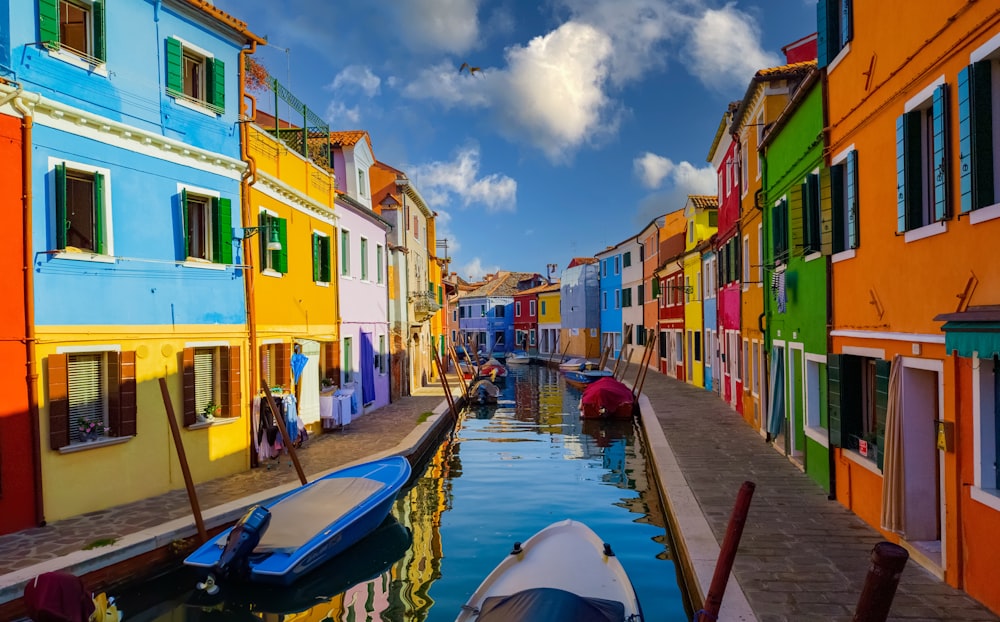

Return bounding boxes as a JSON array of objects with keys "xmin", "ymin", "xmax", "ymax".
[{"xmin": 459, "ymin": 62, "xmax": 483, "ymax": 76}]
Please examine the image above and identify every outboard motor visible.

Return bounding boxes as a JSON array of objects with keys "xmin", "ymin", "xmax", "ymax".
[{"xmin": 214, "ymin": 505, "xmax": 271, "ymax": 580}]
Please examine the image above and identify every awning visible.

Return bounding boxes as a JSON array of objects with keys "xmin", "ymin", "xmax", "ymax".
[{"xmin": 939, "ymin": 322, "xmax": 1000, "ymax": 358}]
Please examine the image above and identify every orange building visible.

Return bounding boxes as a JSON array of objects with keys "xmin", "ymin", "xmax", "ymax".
[{"xmin": 823, "ymin": 0, "xmax": 1000, "ymax": 611}]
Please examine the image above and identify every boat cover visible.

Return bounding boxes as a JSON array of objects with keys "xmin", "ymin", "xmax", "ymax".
[
  {"xmin": 581, "ymin": 377, "xmax": 633, "ymax": 412},
  {"xmin": 250, "ymin": 477, "xmax": 384, "ymax": 553},
  {"xmin": 477, "ymin": 587, "xmax": 626, "ymax": 622}
]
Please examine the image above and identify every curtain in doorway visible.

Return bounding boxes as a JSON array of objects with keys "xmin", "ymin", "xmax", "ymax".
[
  {"xmin": 767, "ymin": 347, "xmax": 785, "ymax": 439},
  {"xmin": 360, "ymin": 331, "xmax": 376, "ymax": 406},
  {"xmin": 881, "ymin": 354, "xmax": 904, "ymax": 533}
]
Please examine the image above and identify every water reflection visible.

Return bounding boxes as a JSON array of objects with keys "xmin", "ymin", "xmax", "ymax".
[{"xmin": 119, "ymin": 365, "xmax": 689, "ymax": 621}]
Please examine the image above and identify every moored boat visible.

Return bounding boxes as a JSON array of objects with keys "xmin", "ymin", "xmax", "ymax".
[
  {"xmin": 506, "ymin": 350, "xmax": 531, "ymax": 365},
  {"xmin": 579, "ymin": 376, "xmax": 635, "ymax": 419},
  {"xmin": 478, "ymin": 358, "xmax": 508, "ymax": 382},
  {"xmin": 563, "ymin": 368, "xmax": 613, "ymax": 389},
  {"xmin": 184, "ymin": 456, "xmax": 411, "ymax": 586},
  {"xmin": 455, "ymin": 519, "xmax": 643, "ymax": 622},
  {"xmin": 557, "ymin": 357, "xmax": 589, "ymax": 371},
  {"xmin": 470, "ymin": 379, "xmax": 501, "ymax": 404}
]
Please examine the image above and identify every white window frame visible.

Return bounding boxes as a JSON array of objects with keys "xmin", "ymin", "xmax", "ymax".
[
  {"xmin": 742, "ymin": 234, "xmax": 750, "ymax": 291},
  {"xmin": 258, "ymin": 207, "xmax": 281, "ymax": 277},
  {"xmin": 49, "ymin": 157, "xmax": 115, "ymax": 260},
  {"xmin": 529, "ymin": 299, "xmax": 536, "ymax": 316},
  {"xmin": 169, "ymin": 36, "xmax": 219, "ymax": 117},
  {"xmin": 972, "ymin": 354, "xmax": 1000, "ymax": 512}
]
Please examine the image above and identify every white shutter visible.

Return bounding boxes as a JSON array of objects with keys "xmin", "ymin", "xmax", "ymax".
[
  {"xmin": 69, "ymin": 353, "xmax": 104, "ymax": 441},
  {"xmin": 194, "ymin": 348, "xmax": 215, "ymax": 415}
]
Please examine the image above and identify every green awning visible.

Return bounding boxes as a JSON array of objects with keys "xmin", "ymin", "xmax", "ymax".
[{"xmin": 940, "ymin": 321, "xmax": 1000, "ymax": 358}]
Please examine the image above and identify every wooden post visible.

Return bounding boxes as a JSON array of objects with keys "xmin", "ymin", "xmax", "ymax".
[
  {"xmin": 612, "ymin": 324, "xmax": 633, "ymax": 380},
  {"xmin": 261, "ymin": 379, "xmax": 307, "ymax": 486},
  {"xmin": 698, "ymin": 481, "xmax": 755, "ymax": 622},
  {"xmin": 432, "ymin": 345, "xmax": 458, "ymax": 417},
  {"xmin": 158, "ymin": 377, "xmax": 207, "ymax": 543},
  {"xmin": 633, "ymin": 330, "xmax": 658, "ymax": 401},
  {"xmin": 450, "ymin": 345, "xmax": 470, "ymax": 399},
  {"xmin": 852, "ymin": 542, "xmax": 909, "ymax": 622}
]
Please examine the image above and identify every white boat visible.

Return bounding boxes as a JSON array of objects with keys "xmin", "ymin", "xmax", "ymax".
[
  {"xmin": 506, "ymin": 351, "xmax": 531, "ymax": 365},
  {"xmin": 456, "ymin": 519, "xmax": 643, "ymax": 622},
  {"xmin": 558, "ymin": 357, "xmax": 588, "ymax": 371}
]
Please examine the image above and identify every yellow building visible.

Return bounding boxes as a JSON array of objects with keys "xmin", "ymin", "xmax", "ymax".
[
  {"xmin": 681, "ymin": 196, "xmax": 718, "ymax": 387},
  {"xmin": 536, "ymin": 282, "xmax": 562, "ymax": 358}
]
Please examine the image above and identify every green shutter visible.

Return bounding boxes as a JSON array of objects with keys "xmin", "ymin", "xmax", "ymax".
[
  {"xmin": 166, "ymin": 38, "xmax": 183, "ymax": 95},
  {"xmin": 805, "ymin": 173, "xmax": 820, "ymax": 252},
  {"xmin": 819, "ymin": 166, "xmax": 833, "ymax": 256},
  {"xmin": 651, "ymin": 277, "xmax": 660, "ymax": 298},
  {"xmin": 321, "ymin": 236, "xmax": 332, "ymax": 283},
  {"xmin": 816, "ymin": 0, "xmax": 829, "ymax": 67},
  {"xmin": 93, "ymin": 173, "xmax": 105, "ymax": 254},
  {"xmin": 874, "ymin": 359, "xmax": 891, "ymax": 471},
  {"xmin": 830, "ymin": 163, "xmax": 845, "ymax": 253},
  {"xmin": 213, "ymin": 197, "xmax": 233, "ymax": 264},
  {"xmin": 181, "ymin": 189, "xmax": 189, "ymax": 259},
  {"xmin": 39, "ymin": 0, "xmax": 59, "ymax": 45},
  {"xmin": 274, "ymin": 217, "xmax": 288, "ymax": 273},
  {"xmin": 896, "ymin": 116, "xmax": 906, "ymax": 232},
  {"xmin": 312, "ymin": 233, "xmax": 320, "ymax": 281},
  {"xmin": 209, "ymin": 58, "xmax": 226, "ymax": 113},
  {"xmin": 827, "ymin": 353, "xmax": 843, "ymax": 447},
  {"xmin": 638, "ymin": 284, "xmax": 644, "ymax": 304},
  {"xmin": 846, "ymin": 150, "xmax": 859, "ymax": 249},
  {"xmin": 898, "ymin": 111, "xmax": 923, "ymax": 231},
  {"xmin": 840, "ymin": 0, "xmax": 852, "ymax": 48},
  {"xmin": 788, "ymin": 182, "xmax": 804, "ymax": 252},
  {"xmin": 55, "ymin": 163, "xmax": 67, "ymax": 249},
  {"xmin": 932, "ymin": 84, "xmax": 949, "ymax": 222},
  {"xmin": 258, "ymin": 212, "xmax": 268, "ymax": 269},
  {"xmin": 438, "ymin": 285, "xmax": 443, "ymax": 305},
  {"xmin": 93, "ymin": 0, "xmax": 106, "ymax": 62}
]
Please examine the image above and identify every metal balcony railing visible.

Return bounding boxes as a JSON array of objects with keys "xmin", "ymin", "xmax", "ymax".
[{"xmin": 411, "ymin": 291, "xmax": 441, "ymax": 320}]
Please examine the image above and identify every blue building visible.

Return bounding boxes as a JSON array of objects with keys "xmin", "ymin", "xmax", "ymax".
[
  {"xmin": 595, "ymin": 245, "xmax": 623, "ymax": 360},
  {"xmin": 3, "ymin": 0, "xmax": 264, "ymax": 522},
  {"xmin": 560, "ymin": 258, "xmax": 601, "ymax": 359},
  {"xmin": 457, "ymin": 271, "xmax": 543, "ymax": 356},
  {"xmin": 701, "ymin": 243, "xmax": 718, "ymax": 392}
]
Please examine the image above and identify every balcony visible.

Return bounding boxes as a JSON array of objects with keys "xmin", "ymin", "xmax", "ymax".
[{"xmin": 411, "ymin": 291, "xmax": 441, "ymax": 321}]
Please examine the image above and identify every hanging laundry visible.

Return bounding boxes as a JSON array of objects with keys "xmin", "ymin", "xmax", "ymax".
[{"xmin": 776, "ymin": 271, "xmax": 787, "ymax": 314}]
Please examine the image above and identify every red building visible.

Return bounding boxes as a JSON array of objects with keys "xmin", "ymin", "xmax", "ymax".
[
  {"xmin": 514, "ymin": 283, "xmax": 551, "ymax": 352},
  {"xmin": 0, "ymin": 110, "xmax": 37, "ymax": 533},
  {"xmin": 656, "ymin": 231, "xmax": 686, "ymax": 378}
]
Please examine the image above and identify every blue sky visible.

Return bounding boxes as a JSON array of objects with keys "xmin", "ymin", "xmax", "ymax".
[{"xmin": 213, "ymin": 0, "xmax": 816, "ymax": 281}]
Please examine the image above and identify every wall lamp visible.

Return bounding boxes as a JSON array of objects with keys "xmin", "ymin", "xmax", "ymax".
[{"xmin": 235, "ymin": 225, "xmax": 282, "ymax": 251}]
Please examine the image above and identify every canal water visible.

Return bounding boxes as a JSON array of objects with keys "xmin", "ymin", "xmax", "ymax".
[{"xmin": 118, "ymin": 364, "xmax": 691, "ymax": 621}]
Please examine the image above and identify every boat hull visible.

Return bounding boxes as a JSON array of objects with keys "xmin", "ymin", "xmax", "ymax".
[
  {"xmin": 455, "ymin": 519, "xmax": 642, "ymax": 621},
  {"xmin": 184, "ymin": 456, "xmax": 411, "ymax": 585},
  {"xmin": 579, "ymin": 377, "xmax": 635, "ymax": 419}
]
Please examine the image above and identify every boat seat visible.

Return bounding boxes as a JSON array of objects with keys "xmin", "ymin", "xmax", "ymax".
[
  {"xmin": 477, "ymin": 587, "xmax": 626, "ymax": 622},
  {"xmin": 249, "ymin": 477, "xmax": 385, "ymax": 553}
]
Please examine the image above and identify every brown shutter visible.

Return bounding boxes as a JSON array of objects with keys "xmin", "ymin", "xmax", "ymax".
[
  {"xmin": 221, "ymin": 345, "xmax": 242, "ymax": 418},
  {"xmin": 182, "ymin": 347, "xmax": 196, "ymax": 426},
  {"xmin": 325, "ymin": 341, "xmax": 341, "ymax": 383},
  {"xmin": 48, "ymin": 353, "xmax": 69, "ymax": 450},
  {"xmin": 277, "ymin": 342, "xmax": 291, "ymax": 388},
  {"xmin": 118, "ymin": 351, "xmax": 137, "ymax": 437},
  {"xmin": 107, "ymin": 351, "xmax": 121, "ymax": 434},
  {"xmin": 259, "ymin": 344, "xmax": 267, "ymax": 390}
]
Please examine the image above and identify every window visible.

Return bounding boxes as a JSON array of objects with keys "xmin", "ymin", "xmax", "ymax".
[
  {"xmin": 260, "ymin": 342, "xmax": 291, "ymax": 390},
  {"xmin": 831, "ymin": 150, "xmax": 860, "ymax": 252},
  {"xmin": 615, "ymin": 289, "xmax": 621, "ymax": 309},
  {"xmin": 257, "ymin": 212, "xmax": 288, "ymax": 274},
  {"xmin": 530, "ymin": 300, "xmax": 536, "ymax": 316},
  {"xmin": 623, "ymin": 251, "xmax": 632, "ymax": 267},
  {"xmin": 742, "ymin": 235, "xmax": 750, "ymax": 287},
  {"xmin": 378, "ymin": 335, "xmax": 387, "ymax": 374},
  {"xmin": 614, "ymin": 256, "xmax": 620, "ymax": 274},
  {"xmin": 53, "ymin": 161, "xmax": 112, "ymax": 254},
  {"xmin": 897, "ymin": 82, "xmax": 950, "ymax": 233},
  {"xmin": 637, "ymin": 284, "xmax": 644, "ymax": 305},
  {"xmin": 413, "ymin": 216, "xmax": 419, "ymax": 239},
  {"xmin": 452, "ymin": 309, "xmax": 457, "ymax": 322},
  {"xmin": 541, "ymin": 300, "xmax": 547, "ymax": 315},
  {"xmin": 755, "ymin": 112, "xmax": 764, "ymax": 180},
  {"xmin": 973, "ymin": 356, "xmax": 1000, "ymax": 500},
  {"xmin": 182, "ymin": 346, "xmax": 240, "ymax": 424},
  {"xmin": 182, "ymin": 189, "xmax": 232, "ymax": 264},
  {"xmin": 622, "ymin": 287, "xmax": 632, "ymax": 308},
  {"xmin": 495, "ymin": 305, "xmax": 505, "ymax": 318},
  {"xmin": 829, "ymin": 354, "xmax": 890, "ymax": 468},
  {"xmin": 529, "ymin": 329, "xmax": 536, "ymax": 346},
  {"xmin": 818, "ymin": 0, "xmax": 852, "ymax": 67},
  {"xmin": 694, "ymin": 331, "xmax": 701, "ymax": 361},
  {"xmin": 958, "ymin": 56, "xmax": 999, "ymax": 215},
  {"xmin": 772, "ymin": 199, "xmax": 789, "ymax": 263},
  {"xmin": 39, "ymin": 0, "xmax": 106, "ymax": 63},
  {"xmin": 602, "ymin": 291, "xmax": 608, "ymax": 310},
  {"xmin": 480, "ymin": 305, "xmax": 485, "ymax": 317},
  {"xmin": 166, "ymin": 37, "xmax": 225, "ymax": 113},
  {"xmin": 360, "ymin": 237, "xmax": 369, "ymax": 280},
  {"xmin": 358, "ymin": 170, "xmax": 367, "ymax": 198},
  {"xmin": 47, "ymin": 349, "xmax": 136, "ymax": 449},
  {"xmin": 376, "ymin": 244, "xmax": 384, "ymax": 284},
  {"xmin": 752, "ymin": 341, "xmax": 760, "ymax": 396},
  {"xmin": 312, "ymin": 232, "xmax": 332, "ymax": 283},
  {"xmin": 340, "ymin": 229, "xmax": 351, "ymax": 276},
  {"xmin": 602, "ymin": 260, "xmax": 607, "ymax": 277},
  {"xmin": 459, "ymin": 306, "xmax": 466, "ymax": 319},
  {"xmin": 515, "ymin": 301, "xmax": 522, "ymax": 317},
  {"xmin": 800, "ymin": 173, "xmax": 821, "ymax": 254}
]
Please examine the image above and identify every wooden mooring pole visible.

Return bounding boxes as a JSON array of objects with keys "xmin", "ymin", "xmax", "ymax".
[
  {"xmin": 261, "ymin": 379, "xmax": 307, "ymax": 486},
  {"xmin": 432, "ymin": 345, "xmax": 458, "ymax": 416},
  {"xmin": 158, "ymin": 377, "xmax": 207, "ymax": 543},
  {"xmin": 697, "ymin": 480, "xmax": 755, "ymax": 622},
  {"xmin": 852, "ymin": 542, "xmax": 909, "ymax": 622}
]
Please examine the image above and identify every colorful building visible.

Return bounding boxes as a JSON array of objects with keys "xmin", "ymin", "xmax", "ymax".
[
  {"xmin": 759, "ymin": 63, "xmax": 830, "ymax": 488},
  {"xmin": 11, "ymin": 0, "xmax": 263, "ymax": 522},
  {"xmin": 536, "ymin": 282, "xmax": 562, "ymax": 357},
  {"xmin": 701, "ymin": 239, "xmax": 718, "ymax": 392},
  {"xmin": 560, "ymin": 258, "xmax": 601, "ymax": 359},
  {"xmin": 595, "ymin": 244, "xmax": 624, "ymax": 360},
  {"xmin": 513, "ymin": 283, "xmax": 547, "ymax": 352},
  {"xmin": 636, "ymin": 215, "xmax": 668, "ymax": 364},
  {"xmin": 823, "ymin": 0, "xmax": 1000, "ymax": 608},
  {"xmin": 656, "ymin": 231, "xmax": 687, "ymax": 378},
  {"xmin": 681, "ymin": 196, "xmax": 718, "ymax": 387},
  {"xmin": 732, "ymin": 60, "xmax": 814, "ymax": 430}
]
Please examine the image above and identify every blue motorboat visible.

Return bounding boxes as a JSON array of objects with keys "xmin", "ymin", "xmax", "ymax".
[
  {"xmin": 563, "ymin": 369, "xmax": 613, "ymax": 389},
  {"xmin": 184, "ymin": 456, "xmax": 411, "ymax": 586}
]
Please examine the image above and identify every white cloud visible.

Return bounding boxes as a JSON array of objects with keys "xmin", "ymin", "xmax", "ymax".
[
  {"xmin": 324, "ymin": 100, "xmax": 361, "ymax": 126},
  {"xmin": 401, "ymin": 60, "xmax": 491, "ymax": 108},
  {"xmin": 328, "ymin": 65, "xmax": 381, "ymax": 97},
  {"xmin": 633, "ymin": 152, "xmax": 675, "ymax": 189},
  {"xmin": 685, "ymin": 4, "xmax": 781, "ymax": 91},
  {"xmin": 391, "ymin": 0, "xmax": 482, "ymax": 55},
  {"xmin": 408, "ymin": 145, "xmax": 517, "ymax": 213},
  {"xmin": 460, "ymin": 257, "xmax": 499, "ymax": 281}
]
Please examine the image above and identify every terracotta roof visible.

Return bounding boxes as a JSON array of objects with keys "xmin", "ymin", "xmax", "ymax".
[
  {"xmin": 516, "ymin": 281, "xmax": 560, "ymax": 296},
  {"xmin": 756, "ymin": 60, "xmax": 816, "ymax": 79},
  {"xmin": 181, "ymin": 0, "xmax": 265, "ymax": 44},
  {"xmin": 567, "ymin": 257, "xmax": 598, "ymax": 268},
  {"xmin": 329, "ymin": 130, "xmax": 374, "ymax": 154},
  {"xmin": 464, "ymin": 271, "xmax": 539, "ymax": 298},
  {"xmin": 689, "ymin": 195, "xmax": 718, "ymax": 210},
  {"xmin": 732, "ymin": 60, "xmax": 817, "ymax": 131}
]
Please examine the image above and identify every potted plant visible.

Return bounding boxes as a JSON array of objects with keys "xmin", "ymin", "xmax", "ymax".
[
  {"xmin": 199, "ymin": 401, "xmax": 220, "ymax": 423},
  {"xmin": 78, "ymin": 417, "xmax": 108, "ymax": 442}
]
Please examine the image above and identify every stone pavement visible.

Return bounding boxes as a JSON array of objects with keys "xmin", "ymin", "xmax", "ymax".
[{"xmin": 625, "ymin": 362, "xmax": 999, "ymax": 622}]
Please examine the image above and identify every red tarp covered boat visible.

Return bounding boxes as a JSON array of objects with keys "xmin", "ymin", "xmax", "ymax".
[{"xmin": 579, "ymin": 377, "xmax": 635, "ymax": 419}]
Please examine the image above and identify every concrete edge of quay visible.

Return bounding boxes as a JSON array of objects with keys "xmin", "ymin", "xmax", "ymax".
[
  {"xmin": 0, "ymin": 395, "xmax": 459, "ymax": 608},
  {"xmin": 636, "ymin": 392, "xmax": 758, "ymax": 622}
]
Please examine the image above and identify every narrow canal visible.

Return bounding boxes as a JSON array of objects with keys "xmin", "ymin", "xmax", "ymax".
[{"xmin": 119, "ymin": 364, "xmax": 691, "ymax": 621}]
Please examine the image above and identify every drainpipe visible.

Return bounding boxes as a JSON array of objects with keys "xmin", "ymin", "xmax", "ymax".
[
  {"xmin": 8, "ymin": 87, "xmax": 45, "ymax": 525},
  {"xmin": 239, "ymin": 42, "xmax": 260, "ymax": 442}
]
